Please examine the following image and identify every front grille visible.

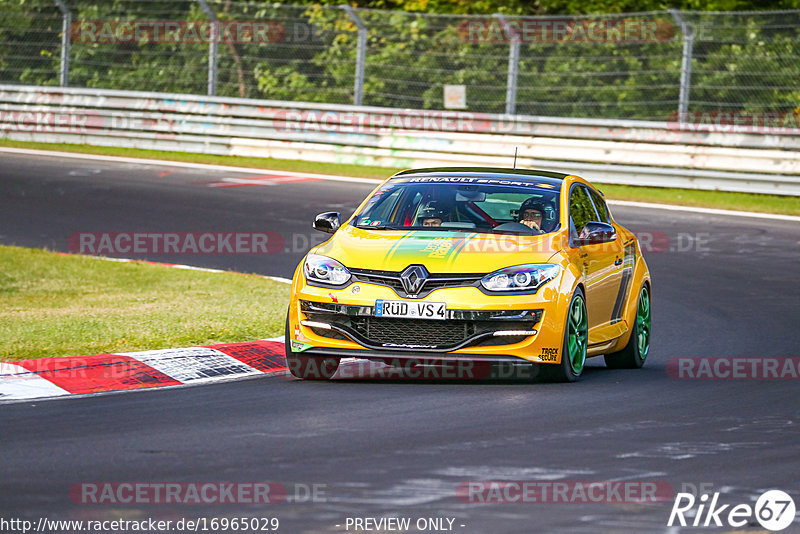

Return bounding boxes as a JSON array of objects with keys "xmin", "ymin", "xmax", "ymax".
[
  {"xmin": 351, "ymin": 317, "xmax": 476, "ymax": 348},
  {"xmin": 350, "ymin": 271, "xmax": 405, "ymax": 293},
  {"xmin": 350, "ymin": 268, "xmax": 481, "ymax": 298}
]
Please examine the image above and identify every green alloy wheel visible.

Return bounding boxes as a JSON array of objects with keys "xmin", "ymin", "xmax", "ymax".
[
  {"xmin": 605, "ymin": 284, "xmax": 650, "ymax": 369},
  {"xmin": 543, "ymin": 287, "xmax": 587, "ymax": 382}
]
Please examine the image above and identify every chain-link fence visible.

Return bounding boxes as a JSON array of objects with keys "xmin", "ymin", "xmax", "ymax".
[{"xmin": 1, "ymin": 1, "xmax": 799, "ymax": 121}]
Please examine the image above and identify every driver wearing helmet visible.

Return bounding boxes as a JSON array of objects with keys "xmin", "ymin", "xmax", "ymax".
[
  {"xmin": 517, "ymin": 197, "xmax": 547, "ymax": 232},
  {"xmin": 416, "ymin": 201, "xmax": 450, "ymax": 227}
]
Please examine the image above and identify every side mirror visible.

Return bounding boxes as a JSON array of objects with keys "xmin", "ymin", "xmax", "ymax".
[
  {"xmin": 575, "ymin": 222, "xmax": 616, "ymax": 246},
  {"xmin": 313, "ymin": 212, "xmax": 340, "ymax": 234}
]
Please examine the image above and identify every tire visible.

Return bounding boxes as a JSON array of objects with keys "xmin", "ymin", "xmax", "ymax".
[
  {"xmin": 542, "ymin": 287, "xmax": 588, "ymax": 382},
  {"xmin": 284, "ymin": 307, "xmax": 340, "ymax": 380},
  {"xmin": 604, "ymin": 284, "xmax": 650, "ymax": 369}
]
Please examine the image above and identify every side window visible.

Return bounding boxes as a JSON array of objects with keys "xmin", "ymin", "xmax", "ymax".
[
  {"xmin": 587, "ymin": 189, "xmax": 610, "ymax": 224},
  {"xmin": 569, "ymin": 185, "xmax": 599, "ymax": 237}
]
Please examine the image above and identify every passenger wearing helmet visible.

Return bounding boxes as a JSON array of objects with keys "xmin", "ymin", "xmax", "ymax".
[
  {"xmin": 517, "ymin": 197, "xmax": 547, "ymax": 232},
  {"xmin": 416, "ymin": 201, "xmax": 450, "ymax": 227}
]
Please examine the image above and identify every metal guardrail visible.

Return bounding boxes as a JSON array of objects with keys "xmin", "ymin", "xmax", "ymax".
[{"xmin": 1, "ymin": 85, "xmax": 799, "ymax": 196}]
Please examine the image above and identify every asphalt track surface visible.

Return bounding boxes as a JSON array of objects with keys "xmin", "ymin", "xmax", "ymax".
[{"xmin": 1, "ymin": 152, "xmax": 799, "ymax": 533}]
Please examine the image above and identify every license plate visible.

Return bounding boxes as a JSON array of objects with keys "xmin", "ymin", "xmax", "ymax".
[{"xmin": 375, "ymin": 300, "xmax": 447, "ymax": 320}]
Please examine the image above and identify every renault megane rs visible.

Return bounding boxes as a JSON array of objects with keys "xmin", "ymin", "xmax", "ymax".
[{"xmin": 285, "ymin": 167, "xmax": 651, "ymax": 382}]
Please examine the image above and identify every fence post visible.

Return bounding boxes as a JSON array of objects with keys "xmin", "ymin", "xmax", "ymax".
[
  {"xmin": 669, "ymin": 9, "xmax": 694, "ymax": 123},
  {"xmin": 341, "ymin": 5, "xmax": 367, "ymax": 106},
  {"xmin": 494, "ymin": 14, "xmax": 519, "ymax": 116},
  {"xmin": 196, "ymin": 0, "xmax": 219, "ymax": 96},
  {"xmin": 52, "ymin": 0, "xmax": 71, "ymax": 87}
]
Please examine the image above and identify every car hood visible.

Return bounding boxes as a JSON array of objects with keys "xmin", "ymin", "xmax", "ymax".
[{"xmin": 312, "ymin": 225, "xmax": 562, "ymax": 273}]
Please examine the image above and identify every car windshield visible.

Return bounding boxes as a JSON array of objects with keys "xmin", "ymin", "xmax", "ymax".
[{"xmin": 354, "ymin": 177, "xmax": 561, "ymax": 234}]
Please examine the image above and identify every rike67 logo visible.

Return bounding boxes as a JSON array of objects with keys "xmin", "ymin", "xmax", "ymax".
[{"xmin": 668, "ymin": 490, "xmax": 796, "ymax": 531}]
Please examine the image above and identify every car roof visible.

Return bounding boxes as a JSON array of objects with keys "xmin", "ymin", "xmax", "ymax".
[{"xmin": 392, "ymin": 167, "xmax": 569, "ymax": 187}]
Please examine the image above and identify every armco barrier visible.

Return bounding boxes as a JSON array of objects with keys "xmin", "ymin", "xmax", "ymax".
[{"xmin": 1, "ymin": 84, "xmax": 799, "ymax": 195}]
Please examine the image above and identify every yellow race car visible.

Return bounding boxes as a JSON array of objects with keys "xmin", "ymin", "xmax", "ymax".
[{"xmin": 285, "ymin": 167, "xmax": 651, "ymax": 382}]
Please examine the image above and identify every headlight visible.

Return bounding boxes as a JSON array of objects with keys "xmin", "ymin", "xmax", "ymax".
[
  {"xmin": 481, "ymin": 264, "xmax": 560, "ymax": 292},
  {"xmin": 303, "ymin": 254, "xmax": 351, "ymax": 286}
]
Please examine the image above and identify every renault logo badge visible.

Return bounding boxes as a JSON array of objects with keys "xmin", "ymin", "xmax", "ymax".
[{"xmin": 400, "ymin": 265, "xmax": 428, "ymax": 295}]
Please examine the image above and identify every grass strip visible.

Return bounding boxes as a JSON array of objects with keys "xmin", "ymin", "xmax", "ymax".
[{"xmin": 0, "ymin": 246, "xmax": 289, "ymax": 361}]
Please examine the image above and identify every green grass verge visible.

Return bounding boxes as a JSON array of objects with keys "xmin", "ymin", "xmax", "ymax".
[
  {"xmin": 0, "ymin": 245, "xmax": 289, "ymax": 361},
  {"xmin": 2, "ymin": 138, "xmax": 799, "ymax": 216}
]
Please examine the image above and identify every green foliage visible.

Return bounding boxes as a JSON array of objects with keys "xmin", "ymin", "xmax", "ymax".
[
  {"xmin": 689, "ymin": 13, "xmax": 800, "ymax": 112},
  {"xmin": 265, "ymin": 0, "xmax": 800, "ymax": 14},
  {"xmin": 0, "ymin": 0, "xmax": 798, "ymax": 120},
  {"xmin": 0, "ymin": 0, "xmax": 63, "ymax": 86}
]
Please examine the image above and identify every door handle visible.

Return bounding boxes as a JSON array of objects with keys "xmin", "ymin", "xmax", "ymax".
[{"xmin": 614, "ymin": 258, "xmax": 623, "ymax": 266}]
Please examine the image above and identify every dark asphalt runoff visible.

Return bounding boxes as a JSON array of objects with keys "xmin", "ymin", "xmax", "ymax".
[{"xmin": 1, "ymin": 151, "xmax": 799, "ymax": 533}]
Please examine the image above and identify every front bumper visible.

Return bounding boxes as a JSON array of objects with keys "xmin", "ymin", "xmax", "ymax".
[
  {"xmin": 301, "ymin": 300, "xmax": 542, "ymax": 351},
  {"xmin": 289, "ymin": 278, "xmax": 570, "ymax": 365}
]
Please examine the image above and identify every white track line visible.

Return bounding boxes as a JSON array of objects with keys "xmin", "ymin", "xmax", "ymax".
[
  {"xmin": 265, "ymin": 275, "xmax": 292, "ymax": 284},
  {"xmin": 88, "ymin": 255, "xmax": 293, "ymax": 284},
  {"xmin": 0, "ymin": 147, "xmax": 381, "ymax": 184},
  {"xmin": 1, "ymin": 146, "xmax": 797, "ymax": 221}
]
